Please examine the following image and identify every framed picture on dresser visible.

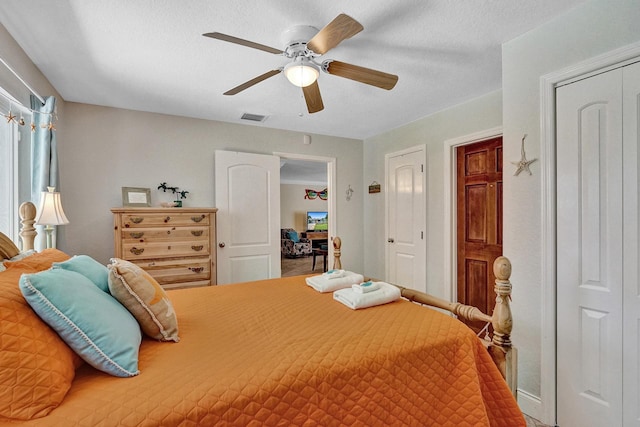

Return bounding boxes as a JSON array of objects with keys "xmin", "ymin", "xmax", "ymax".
[{"xmin": 121, "ymin": 187, "xmax": 151, "ymax": 207}]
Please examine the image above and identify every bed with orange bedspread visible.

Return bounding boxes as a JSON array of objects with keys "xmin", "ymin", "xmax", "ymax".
[{"xmin": 0, "ymin": 247, "xmax": 525, "ymax": 426}]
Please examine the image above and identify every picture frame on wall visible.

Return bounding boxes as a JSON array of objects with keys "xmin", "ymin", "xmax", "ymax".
[{"xmin": 122, "ymin": 187, "xmax": 151, "ymax": 207}]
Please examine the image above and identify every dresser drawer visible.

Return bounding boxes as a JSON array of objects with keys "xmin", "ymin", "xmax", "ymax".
[
  {"xmin": 123, "ymin": 241, "xmax": 209, "ymax": 260},
  {"xmin": 122, "ymin": 213, "xmax": 210, "ymax": 228},
  {"xmin": 132, "ymin": 258, "xmax": 210, "ymax": 286},
  {"xmin": 120, "ymin": 227, "xmax": 209, "ymax": 243}
]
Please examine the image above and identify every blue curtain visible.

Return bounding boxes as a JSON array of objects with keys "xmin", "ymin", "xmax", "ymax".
[{"xmin": 30, "ymin": 95, "xmax": 59, "ymax": 250}]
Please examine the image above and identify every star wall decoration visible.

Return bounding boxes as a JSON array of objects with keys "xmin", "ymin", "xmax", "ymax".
[
  {"xmin": 1, "ymin": 91, "xmax": 58, "ymax": 132},
  {"xmin": 511, "ymin": 134, "xmax": 537, "ymax": 176},
  {"xmin": 4, "ymin": 110, "xmax": 16, "ymax": 124},
  {"xmin": 41, "ymin": 121, "xmax": 56, "ymax": 131}
]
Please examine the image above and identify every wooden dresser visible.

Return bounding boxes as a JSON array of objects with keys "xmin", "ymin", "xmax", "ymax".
[{"xmin": 111, "ymin": 207, "xmax": 217, "ymax": 289}]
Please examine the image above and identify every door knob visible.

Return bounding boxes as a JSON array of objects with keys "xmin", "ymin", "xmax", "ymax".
[
  {"xmin": 387, "ymin": 238, "xmax": 394, "ymax": 243},
  {"xmin": 218, "ymin": 242, "xmax": 226, "ymax": 248}
]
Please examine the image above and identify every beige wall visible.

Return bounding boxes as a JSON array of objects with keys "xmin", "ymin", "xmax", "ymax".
[
  {"xmin": 57, "ymin": 103, "xmax": 363, "ymax": 270},
  {"xmin": 280, "ymin": 183, "xmax": 328, "ymax": 233}
]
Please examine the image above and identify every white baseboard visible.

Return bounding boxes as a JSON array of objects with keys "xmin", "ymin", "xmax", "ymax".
[{"xmin": 517, "ymin": 388, "xmax": 545, "ymax": 423}]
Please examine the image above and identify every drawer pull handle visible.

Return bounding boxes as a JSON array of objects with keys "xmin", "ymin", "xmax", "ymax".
[
  {"xmin": 191, "ymin": 230, "xmax": 203, "ymax": 237},
  {"xmin": 129, "ymin": 232, "xmax": 144, "ymax": 239},
  {"xmin": 130, "ymin": 217, "xmax": 144, "ymax": 224},
  {"xmin": 191, "ymin": 245, "xmax": 204, "ymax": 252},
  {"xmin": 191, "ymin": 215, "xmax": 205, "ymax": 223},
  {"xmin": 130, "ymin": 247, "xmax": 144, "ymax": 256},
  {"xmin": 189, "ymin": 267, "xmax": 204, "ymax": 274},
  {"xmin": 164, "ymin": 216, "xmax": 171, "ymax": 223}
]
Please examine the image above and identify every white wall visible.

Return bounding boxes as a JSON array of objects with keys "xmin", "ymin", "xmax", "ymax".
[
  {"xmin": 363, "ymin": 90, "xmax": 503, "ymax": 296},
  {"xmin": 281, "ymin": 183, "xmax": 328, "ymax": 232},
  {"xmin": 57, "ymin": 103, "xmax": 363, "ymax": 270},
  {"xmin": 502, "ymin": 0, "xmax": 640, "ymax": 420}
]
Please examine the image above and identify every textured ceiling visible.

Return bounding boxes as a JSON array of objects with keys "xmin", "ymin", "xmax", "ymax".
[
  {"xmin": 280, "ymin": 159, "xmax": 328, "ymax": 185},
  {"xmin": 0, "ymin": 0, "xmax": 585, "ymax": 140}
]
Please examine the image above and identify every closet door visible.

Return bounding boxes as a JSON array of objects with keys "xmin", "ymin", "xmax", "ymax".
[
  {"xmin": 556, "ymin": 68, "xmax": 624, "ymax": 427},
  {"xmin": 622, "ymin": 61, "xmax": 640, "ymax": 427}
]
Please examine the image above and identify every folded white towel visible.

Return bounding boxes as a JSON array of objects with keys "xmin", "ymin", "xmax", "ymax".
[
  {"xmin": 333, "ymin": 282, "xmax": 401, "ymax": 310},
  {"xmin": 351, "ymin": 281, "xmax": 380, "ymax": 294},
  {"xmin": 305, "ymin": 272, "xmax": 364, "ymax": 293},
  {"xmin": 323, "ymin": 269, "xmax": 346, "ymax": 279}
]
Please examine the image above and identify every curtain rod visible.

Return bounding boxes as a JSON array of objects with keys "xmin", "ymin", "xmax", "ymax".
[{"xmin": 0, "ymin": 56, "xmax": 45, "ymax": 105}]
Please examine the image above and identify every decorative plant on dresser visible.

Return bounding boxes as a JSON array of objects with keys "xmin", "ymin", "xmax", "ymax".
[
  {"xmin": 157, "ymin": 182, "xmax": 189, "ymax": 207},
  {"xmin": 111, "ymin": 207, "xmax": 217, "ymax": 289}
]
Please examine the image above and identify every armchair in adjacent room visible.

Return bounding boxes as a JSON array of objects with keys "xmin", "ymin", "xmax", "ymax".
[{"xmin": 280, "ymin": 228, "xmax": 312, "ymax": 258}]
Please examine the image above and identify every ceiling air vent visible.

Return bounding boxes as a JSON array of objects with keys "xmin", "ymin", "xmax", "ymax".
[{"xmin": 241, "ymin": 113, "xmax": 268, "ymax": 122}]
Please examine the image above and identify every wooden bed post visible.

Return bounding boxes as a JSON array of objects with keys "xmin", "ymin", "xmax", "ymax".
[
  {"xmin": 488, "ymin": 256, "xmax": 517, "ymax": 396},
  {"xmin": 19, "ymin": 202, "xmax": 37, "ymax": 251},
  {"xmin": 491, "ymin": 256, "xmax": 513, "ymax": 348},
  {"xmin": 332, "ymin": 237, "xmax": 342, "ymax": 270}
]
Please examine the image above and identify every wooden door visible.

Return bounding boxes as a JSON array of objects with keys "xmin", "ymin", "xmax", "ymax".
[
  {"xmin": 456, "ymin": 137, "xmax": 502, "ymax": 333},
  {"xmin": 214, "ymin": 150, "xmax": 281, "ymax": 284},
  {"xmin": 386, "ymin": 147, "xmax": 426, "ymax": 293},
  {"xmin": 556, "ymin": 68, "xmax": 624, "ymax": 426}
]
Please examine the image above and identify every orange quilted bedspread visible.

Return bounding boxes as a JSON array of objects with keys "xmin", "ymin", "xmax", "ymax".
[{"xmin": 9, "ymin": 275, "xmax": 524, "ymax": 426}]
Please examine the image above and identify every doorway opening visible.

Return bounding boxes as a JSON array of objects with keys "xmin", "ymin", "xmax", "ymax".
[
  {"xmin": 444, "ymin": 127, "xmax": 502, "ymax": 303},
  {"xmin": 455, "ymin": 136, "xmax": 503, "ymax": 333},
  {"xmin": 275, "ymin": 153, "xmax": 336, "ymax": 277}
]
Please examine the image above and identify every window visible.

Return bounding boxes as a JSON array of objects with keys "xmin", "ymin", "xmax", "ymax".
[{"xmin": 0, "ymin": 86, "xmax": 31, "ymax": 246}]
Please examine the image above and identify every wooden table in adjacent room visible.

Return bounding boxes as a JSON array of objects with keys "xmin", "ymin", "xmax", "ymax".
[{"xmin": 312, "ymin": 248, "xmax": 328, "ymax": 272}]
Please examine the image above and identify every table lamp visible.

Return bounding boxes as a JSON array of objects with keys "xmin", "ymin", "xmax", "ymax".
[{"xmin": 35, "ymin": 186, "xmax": 69, "ymax": 248}]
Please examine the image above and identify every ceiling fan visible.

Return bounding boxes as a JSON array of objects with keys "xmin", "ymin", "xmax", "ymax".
[{"xmin": 203, "ymin": 14, "xmax": 398, "ymax": 114}]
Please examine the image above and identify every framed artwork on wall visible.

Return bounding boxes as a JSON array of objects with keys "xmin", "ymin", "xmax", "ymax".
[{"xmin": 121, "ymin": 187, "xmax": 151, "ymax": 207}]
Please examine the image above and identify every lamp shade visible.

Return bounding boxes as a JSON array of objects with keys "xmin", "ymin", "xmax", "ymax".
[
  {"xmin": 35, "ymin": 187, "xmax": 69, "ymax": 226},
  {"xmin": 284, "ymin": 57, "xmax": 319, "ymax": 87}
]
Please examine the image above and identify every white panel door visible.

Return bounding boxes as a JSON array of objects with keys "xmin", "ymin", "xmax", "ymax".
[
  {"xmin": 385, "ymin": 147, "xmax": 426, "ymax": 292},
  {"xmin": 215, "ymin": 150, "xmax": 280, "ymax": 284},
  {"xmin": 623, "ymin": 61, "xmax": 640, "ymax": 427},
  {"xmin": 556, "ymin": 68, "xmax": 624, "ymax": 426}
]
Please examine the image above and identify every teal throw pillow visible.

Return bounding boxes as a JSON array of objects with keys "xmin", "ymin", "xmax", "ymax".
[
  {"xmin": 287, "ymin": 230, "xmax": 299, "ymax": 243},
  {"xmin": 19, "ymin": 269, "xmax": 141, "ymax": 377},
  {"xmin": 53, "ymin": 255, "xmax": 110, "ymax": 293}
]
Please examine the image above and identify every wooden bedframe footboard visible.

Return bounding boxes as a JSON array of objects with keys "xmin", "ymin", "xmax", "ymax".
[
  {"xmin": 331, "ymin": 236, "xmax": 517, "ymax": 396},
  {"xmin": 6, "ymin": 205, "xmax": 516, "ymax": 396}
]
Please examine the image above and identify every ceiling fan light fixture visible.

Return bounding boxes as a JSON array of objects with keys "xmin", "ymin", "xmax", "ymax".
[{"xmin": 284, "ymin": 57, "xmax": 319, "ymax": 88}]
